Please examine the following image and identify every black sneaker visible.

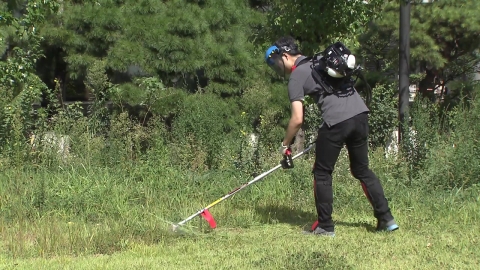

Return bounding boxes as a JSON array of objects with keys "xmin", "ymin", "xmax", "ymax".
[
  {"xmin": 376, "ymin": 219, "xmax": 399, "ymax": 232},
  {"xmin": 303, "ymin": 226, "xmax": 335, "ymax": 237}
]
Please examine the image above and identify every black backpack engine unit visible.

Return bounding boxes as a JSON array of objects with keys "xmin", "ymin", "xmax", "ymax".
[{"xmin": 298, "ymin": 42, "xmax": 372, "ymax": 106}]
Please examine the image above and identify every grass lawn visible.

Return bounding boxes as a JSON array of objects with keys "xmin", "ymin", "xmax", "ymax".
[
  {"xmin": 1, "ymin": 155, "xmax": 479, "ymax": 270},
  {"xmin": 1, "ymin": 195, "xmax": 478, "ymax": 270}
]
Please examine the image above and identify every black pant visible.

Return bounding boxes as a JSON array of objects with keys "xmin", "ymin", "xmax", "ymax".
[{"xmin": 312, "ymin": 112, "xmax": 394, "ymax": 232}]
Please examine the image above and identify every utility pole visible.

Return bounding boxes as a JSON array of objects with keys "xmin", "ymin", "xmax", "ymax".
[{"xmin": 398, "ymin": 0, "xmax": 411, "ymax": 144}]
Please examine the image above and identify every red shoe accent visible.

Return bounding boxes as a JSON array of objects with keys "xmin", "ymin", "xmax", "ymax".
[{"xmin": 311, "ymin": 220, "xmax": 319, "ymax": 231}]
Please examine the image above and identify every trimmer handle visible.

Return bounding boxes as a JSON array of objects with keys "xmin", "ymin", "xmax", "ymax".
[{"xmin": 281, "ymin": 148, "xmax": 294, "ymax": 169}]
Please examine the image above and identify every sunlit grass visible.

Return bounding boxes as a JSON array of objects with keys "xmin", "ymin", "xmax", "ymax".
[{"xmin": 1, "ymin": 155, "xmax": 479, "ymax": 269}]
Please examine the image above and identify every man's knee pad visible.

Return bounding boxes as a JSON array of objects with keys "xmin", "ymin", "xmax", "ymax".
[
  {"xmin": 313, "ymin": 170, "xmax": 332, "ymax": 186},
  {"xmin": 313, "ymin": 169, "xmax": 333, "ymax": 203},
  {"xmin": 350, "ymin": 166, "xmax": 369, "ymax": 179}
]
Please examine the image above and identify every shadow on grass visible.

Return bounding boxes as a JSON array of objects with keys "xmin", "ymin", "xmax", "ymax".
[
  {"xmin": 335, "ymin": 221, "xmax": 376, "ymax": 232},
  {"xmin": 255, "ymin": 204, "xmax": 376, "ymax": 232},
  {"xmin": 255, "ymin": 204, "xmax": 313, "ymax": 226}
]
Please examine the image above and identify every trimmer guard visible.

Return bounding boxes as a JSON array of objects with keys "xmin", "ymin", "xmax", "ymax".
[{"xmin": 200, "ymin": 209, "xmax": 217, "ymax": 229}]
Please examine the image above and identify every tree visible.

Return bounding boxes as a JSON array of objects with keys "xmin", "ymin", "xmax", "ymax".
[
  {"xmin": 33, "ymin": 0, "xmax": 269, "ymax": 116},
  {"xmin": 37, "ymin": 0, "xmax": 126, "ymax": 103},
  {"xmin": 256, "ymin": 0, "xmax": 385, "ymax": 54},
  {"xmin": 109, "ymin": 0, "xmax": 266, "ymax": 96},
  {"xmin": 358, "ymin": 0, "xmax": 480, "ymax": 98},
  {"xmin": 0, "ymin": 0, "xmax": 59, "ymax": 150}
]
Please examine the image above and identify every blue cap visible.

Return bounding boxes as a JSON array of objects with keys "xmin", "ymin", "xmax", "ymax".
[{"xmin": 265, "ymin": 45, "xmax": 279, "ymax": 66}]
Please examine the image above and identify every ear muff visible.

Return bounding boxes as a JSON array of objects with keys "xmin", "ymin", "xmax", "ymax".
[
  {"xmin": 346, "ymin": 55, "xmax": 356, "ymax": 69},
  {"xmin": 265, "ymin": 45, "xmax": 293, "ymax": 64}
]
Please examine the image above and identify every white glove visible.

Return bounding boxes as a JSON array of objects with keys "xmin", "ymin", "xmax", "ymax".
[{"xmin": 279, "ymin": 142, "xmax": 291, "ymax": 155}]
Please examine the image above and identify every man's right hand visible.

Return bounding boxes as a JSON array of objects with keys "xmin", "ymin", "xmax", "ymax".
[
  {"xmin": 279, "ymin": 142, "xmax": 291, "ymax": 156},
  {"xmin": 279, "ymin": 143, "xmax": 294, "ymax": 169}
]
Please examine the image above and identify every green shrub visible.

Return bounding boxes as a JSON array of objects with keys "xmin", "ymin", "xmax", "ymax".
[
  {"xmin": 170, "ymin": 93, "xmax": 242, "ymax": 171},
  {"xmin": 367, "ymin": 82, "xmax": 398, "ymax": 150},
  {"xmin": 400, "ymin": 96, "xmax": 442, "ymax": 173}
]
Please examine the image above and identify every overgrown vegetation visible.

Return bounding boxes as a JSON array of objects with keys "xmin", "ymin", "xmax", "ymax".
[{"xmin": 1, "ymin": 0, "xmax": 479, "ymax": 267}]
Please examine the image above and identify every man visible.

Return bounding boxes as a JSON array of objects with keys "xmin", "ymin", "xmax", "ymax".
[{"xmin": 264, "ymin": 36, "xmax": 398, "ymax": 236}]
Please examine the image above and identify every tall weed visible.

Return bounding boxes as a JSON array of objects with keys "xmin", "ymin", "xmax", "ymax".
[{"xmin": 417, "ymin": 91, "xmax": 480, "ymax": 189}]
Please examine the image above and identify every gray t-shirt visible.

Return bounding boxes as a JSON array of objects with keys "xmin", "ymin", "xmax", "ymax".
[{"xmin": 288, "ymin": 56, "xmax": 369, "ymax": 127}]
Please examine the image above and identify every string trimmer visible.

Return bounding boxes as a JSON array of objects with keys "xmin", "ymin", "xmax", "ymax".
[{"xmin": 172, "ymin": 143, "xmax": 315, "ymax": 232}]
